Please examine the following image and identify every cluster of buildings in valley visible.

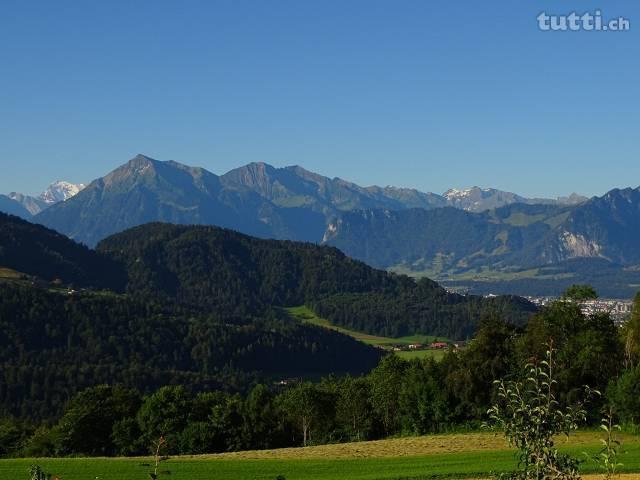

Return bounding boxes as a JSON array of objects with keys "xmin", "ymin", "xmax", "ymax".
[
  {"xmin": 392, "ymin": 340, "xmax": 466, "ymax": 353},
  {"xmin": 443, "ymin": 286, "xmax": 635, "ymax": 325},
  {"xmin": 524, "ymin": 296, "xmax": 634, "ymax": 324}
]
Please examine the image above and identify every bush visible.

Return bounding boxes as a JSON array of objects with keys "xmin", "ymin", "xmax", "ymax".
[{"xmin": 485, "ymin": 346, "xmax": 594, "ymax": 479}]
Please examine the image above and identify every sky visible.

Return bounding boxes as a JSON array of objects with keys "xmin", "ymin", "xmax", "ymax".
[{"xmin": 0, "ymin": 0, "xmax": 638, "ymax": 198}]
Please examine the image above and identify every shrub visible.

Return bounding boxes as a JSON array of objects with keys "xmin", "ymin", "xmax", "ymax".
[{"xmin": 485, "ymin": 345, "xmax": 595, "ymax": 479}]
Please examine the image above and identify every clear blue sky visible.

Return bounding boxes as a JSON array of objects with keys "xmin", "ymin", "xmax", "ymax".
[{"xmin": 1, "ymin": 0, "xmax": 638, "ymax": 198}]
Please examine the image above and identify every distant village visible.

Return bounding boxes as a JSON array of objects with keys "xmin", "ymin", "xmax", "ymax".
[
  {"xmin": 524, "ymin": 296, "xmax": 633, "ymax": 325},
  {"xmin": 391, "ymin": 340, "xmax": 467, "ymax": 353},
  {"xmin": 443, "ymin": 285, "xmax": 634, "ymax": 326}
]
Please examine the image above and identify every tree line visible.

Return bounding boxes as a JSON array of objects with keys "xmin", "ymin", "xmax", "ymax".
[
  {"xmin": 2, "ymin": 290, "xmax": 639, "ymax": 458},
  {"xmin": 0, "ymin": 284, "xmax": 382, "ymax": 421}
]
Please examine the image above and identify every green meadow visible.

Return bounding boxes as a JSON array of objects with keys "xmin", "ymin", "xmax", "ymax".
[
  {"xmin": 2, "ymin": 431, "xmax": 640, "ymax": 480},
  {"xmin": 285, "ymin": 306, "xmax": 450, "ymax": 360}
]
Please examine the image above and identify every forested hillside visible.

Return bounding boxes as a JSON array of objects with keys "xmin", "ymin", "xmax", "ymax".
[
  {"xmin": 0, "ymin": 212, "xmax": 124, "ymax": 289},
  {"xmin": 0, "ymin": 284, "xmax": 382, "ymax": 420},
  {"xmin": 2, "ymin": 292, "xmax": 632, "ymax": 459},
  {"xmin": 98, "ymin": 222, "xmax": 536, "ymax": 338},
  {"xmin": 0, "ymin": 216, "xmax": 534, "ymax": 418}
]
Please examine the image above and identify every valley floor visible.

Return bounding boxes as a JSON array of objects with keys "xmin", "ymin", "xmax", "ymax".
[{"xmin": 2, "ymin": 431, "xmax": 639, "ymax": 480}]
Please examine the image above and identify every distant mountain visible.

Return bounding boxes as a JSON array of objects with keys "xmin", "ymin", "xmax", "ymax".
[
  {"xmin": 40, "ymin": 180, "xmax": 86, "ymax": 204},
  {"xmin": 6, "ymin": 192, "xmax": 47, "ymax": 215},
  {"xmin": 541, "ymin": 187, "xmax": 640, "ymax": 265},
  {"xmin": 6, "ymin": 180, "xmax": 85, "ymax": 216},
  {"xmin": 557, "ymin": 192, "xmax": 589, "ymax": 206},
  {"xmin": 34, "ymin": 156, "xmax": 449, "ymax": 246},
  {"xmin": 443, "ymin": 187, "xmax": 587, "ymax": 212},
  {"xmin": 220, "ymin": 162, "xmax": 446, "ymax": 212},
  {"xmin": 35, "ymin": 155, "xmax": 326, "ymax": 246},
  {"xmin": 34, "ymin": 154, "xmax": 586, "ymax": 247},
  {"xmin": 443, "ymin": 187, "xmax": 530, "ymax": 212},
  {"xmin": 0, "ymin": 195, "xmax": 32, "ymax": 219},
  {"xmin": 324, "ymin": 189, "xmax": 640, "ymax": 297},
  {"xmin": 323, "ymin": 203, "xmax": 564, "ymax": 271}
]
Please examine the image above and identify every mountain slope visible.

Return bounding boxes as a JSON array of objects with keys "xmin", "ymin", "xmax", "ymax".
[
  {"xmin": 0, "ymin": 195, "xmax": 32, "ymax": 219},
  {"xmin": 444, "ymin": 187, "xmax": 530, "ymax": 212},
  {"xmin": 33, "ymin": 154, "xmax": 587, "ymax": 247},
  {"xmin": 443, "ymin": 187, "xmax": 587, "ymax": 212},
  {"xmin": 220, "ymin": 162, "xmax": 445, "ymax": 212},
  {"xmin": 540, "ymin": 187, "xmax": 640, "ymax": 265},
  {"xmin": 0, "ymin": 212, "xmax": 125, "ymax": 289},
  {"xmin": 34, "ymin": 156, "xmax": 448, "ymax": 247},
  {"xmin": 0, "ymin": 216, "xmax": 387, "ymax": 418},
  {"xmin": 6, "ymin": 192, "xmax": 48, "ymax": 215},
  {"xmin": 323, "ymin": 204, "xmax": 567, "ymax": 271},
  {"xmin": 40, "ymin": 180, "xmax": 86, "ymax": 204},
  {"xmin": 0, "ymin": 282, "xmax": 383, "ymax": 420},
  {"xmin": 323, "ymin": 189, "xmax": 640, "ymax": 296},
  {"xmin": 7, "ymin": 181, "xmax": 85, "ymax": 216},
  {"xmin": 97, "ymin": 222, "xmax": 536, "ymax": 339},
  {"xmin": 35, "ymin": 155, "xmax": 326, "ymax": 246}
]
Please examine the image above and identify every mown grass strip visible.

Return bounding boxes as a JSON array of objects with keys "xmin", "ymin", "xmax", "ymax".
[{"xmin": 2, "ymin": 440, "xmax": 640, "ymax": 480}]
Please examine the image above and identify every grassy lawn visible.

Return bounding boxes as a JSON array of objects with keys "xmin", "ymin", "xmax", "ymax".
[
  {"xmin": 2, "ymin": 432, "xmax": 639, "ymax": 480},
  {"xmin": 286, "ymin": 306, "xmax": 451, "ymax": 359}
]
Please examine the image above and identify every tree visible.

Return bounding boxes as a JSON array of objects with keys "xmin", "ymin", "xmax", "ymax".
[
  {"xmin": 585, "ymin": 409, "xmax": 624, "ymax": 480},
  {"xmin": 207, "ymin": 393, "xmax": 246, "ymax": 452},
  {"xmin": 176, "ymin": 391, "xmax": 248, "ymax": 454},
  {"xmin": 622, "ymin": 292, "xmax": 640, "ymax": 368},
  {"xmin": 399, "ymin": 359, "xmax": 445, "ymax": 434},
  {"xmin": 521, "ymin": 301, "xmax": 621, "ymax": 409},
  {"xmin": 562, "ymin": 285, "xmax": 598, "ymax": 301},
  {"xmin": 336, "ymin": 376, "xmax": 372, "ymax": 441},
  {"xmin": 456, "ymin": 315, "xmax": 519, "ymax": 417},
  {"xmin": 369, "ymin": 355, "xmax": 407, "ymax": 436},
  {"xmin": 608, "ymin": 365, "xmax": 640, "ymax": 426},
  {"xmin": 485, "ymin": 346, "xmax": 593, "ymax": 479},
  {"xmin": 278, "ymin": 382, "xmax": 330, "ymax": 447},
  {"xmin": 111, "ymin": 417, "xmax": 143, "ymax": 456},
  {"xmin": 243, "ymin": 384, "xmax": 280, "ymax": 449},
  {"xmin": 0, "ymin": 418, "xmax": 30, "ymax": 457},
  {"xmin": 53, "ymin": 385, "xmax": 141, "ymax": 456},
  {"xmin": 137, "ymin": 386, "xmax": 190, "ymax": 453}
]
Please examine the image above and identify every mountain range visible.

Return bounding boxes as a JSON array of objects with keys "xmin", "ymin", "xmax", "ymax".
[
  {"xmin": 15, "ymin": 154, "xmax": 582, "ymax": 245},
  {"xmin": 324, "ymin": 190, "xmax": 640, "ymax": 297},
  {"xmin": 1, "ymin": 154, "xmax": 637, "ymax": 297},
  {"xmin": 443, "ymin": 187, "xmax": 586, "ymax": 212},
  {"xmin": 5, "ymin": 180, "xmax": 85, "ymax": 216}
]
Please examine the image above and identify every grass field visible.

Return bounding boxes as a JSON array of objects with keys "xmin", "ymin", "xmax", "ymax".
[
  {"xmin": 389, "ymin": 264, "xmax": 575, "ymax": 283},
  {"xmin": 2, "ymin": 431, "xmax": 639, "ymax": 480},
  {"xmin": 0, "ymin": 267, "xmax": 24, "ymax": 280},
  {"xmin": 396, "ymin": 349, "xmax": 447, "ymax": 361},
  {"xmin": 285, "ymin": 306, "xmax": 450, "ymax": 360}
]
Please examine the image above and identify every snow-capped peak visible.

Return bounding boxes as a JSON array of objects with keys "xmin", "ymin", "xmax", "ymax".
[
  {"xmin": 443, "ymin": 187, "xmax": 487, "ymax": 200},
  {"xmin": 39, "ymin": 181, "xmax": 86, "ymax": 204}
]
